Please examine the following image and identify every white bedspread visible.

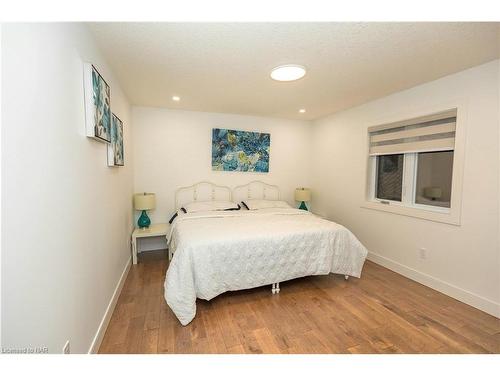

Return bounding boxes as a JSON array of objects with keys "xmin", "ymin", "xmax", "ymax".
[{"xmin": 164, "ymin": 208, "xmax": 368, "ymax": 325}]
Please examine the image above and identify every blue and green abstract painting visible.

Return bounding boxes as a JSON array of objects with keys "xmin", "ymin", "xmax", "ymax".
[
  {"xmin": 212, "ymin": 128, "xmax": 270, "ymax": 172},
  {"xmin": 92, "ymin": 66, "xmax": 111, "ymax": 142},
  {"xmin": 111, "ymin": 114, "xmax": 124, "ymax": 166}
]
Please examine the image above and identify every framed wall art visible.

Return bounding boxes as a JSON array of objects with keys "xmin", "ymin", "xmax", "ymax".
[
  {"xmin": 211, "ymin": 128, "xmax": 270, "ymax": 173},
  {"xmin": 84, "ymin": 63, "xmax": 111, "ymax": 143},
  {"xmin": 107, "ymin": 113, "xmax": 124, "ymax": 167}
]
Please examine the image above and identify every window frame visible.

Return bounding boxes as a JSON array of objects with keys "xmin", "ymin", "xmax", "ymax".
[
  {"xmin": 362, "ymin": 103, "xmax": 466, "ymax": 226},
  {"xmin": 371, "ymin": 152, "xmax": 452, "ymax": 214}
]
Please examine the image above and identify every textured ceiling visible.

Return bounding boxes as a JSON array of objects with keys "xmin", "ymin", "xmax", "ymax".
[{"xmin": 89, "ymin": 22, "xmax": 499, "ymax": 120}]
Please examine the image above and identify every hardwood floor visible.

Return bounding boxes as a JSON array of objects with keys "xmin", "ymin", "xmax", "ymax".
[{"xmin": 98, "ymin": 250, "xmax": 500, "ymax": 354}]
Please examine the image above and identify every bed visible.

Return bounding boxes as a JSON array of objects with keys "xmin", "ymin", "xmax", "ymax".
[{"xmin": 164, "ymin": 181, "xmax": 368, "ymax": 326}]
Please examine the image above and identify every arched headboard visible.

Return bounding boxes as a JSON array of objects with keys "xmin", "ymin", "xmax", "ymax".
[
  {"xmin": 233, "ymin": 181, "xmax": 280, "ymax": 203},
  {"xmin": 175, "ymin": 181, "xmax": 232, "ymax": 210}
]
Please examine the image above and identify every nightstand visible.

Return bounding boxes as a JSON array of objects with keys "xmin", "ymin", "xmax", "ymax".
[{"xmin": 131, "ymin": 223, "xmax": 170, "ymax": 264}]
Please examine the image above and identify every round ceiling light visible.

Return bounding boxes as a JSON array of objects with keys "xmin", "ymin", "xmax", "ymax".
[
  {"xmin": 172, "ymin": 96, "xmax": 180, "ymax": 101},
  {"xmin": 270, "ymin": 65, "xmax": 306, "ymax": 82},
  {"xmin": 299, "ymin": 109, "xmax": 306, "ymax": 113}
]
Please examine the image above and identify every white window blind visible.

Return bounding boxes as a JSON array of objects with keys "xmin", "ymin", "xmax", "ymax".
[{"xmin": 368, "ymin": 109, "xmax": 457, "ymax": 156}]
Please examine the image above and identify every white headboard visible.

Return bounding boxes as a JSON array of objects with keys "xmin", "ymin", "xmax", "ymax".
[
  {"xmin": 175, "ymin": 181, "xmax": 231, "ymax": 210},
  {"xmin": 233, "ymin": 181, "xmax": 280, "ymax": 203}
]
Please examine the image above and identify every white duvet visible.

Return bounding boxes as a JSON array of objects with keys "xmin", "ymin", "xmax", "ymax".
[{"xmin": 164, "ymin": 208, "xmax": 368, "ymax": 325}]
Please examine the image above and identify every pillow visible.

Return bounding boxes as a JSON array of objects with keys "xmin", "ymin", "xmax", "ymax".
[
  {"xmin": 182, "ymin": 200, "xmax": 240, "ymax": 213},
  {"xmin": 242, "ymin": 199, "xmax": 291, "ymax": 210},
  {"xmin": 168, "ymin": 208, "xmax": 186, "ymax": 224},
  {"xmin": 168, "ymin": 212, "xmax": 178, "ymax": 224}
]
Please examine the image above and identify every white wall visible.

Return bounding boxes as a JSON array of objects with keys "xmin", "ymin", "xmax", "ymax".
[
  {"xmin": 1, "ymin": 24, "xmax": 134, "ymax": 353},
  {"xmin": 311, "ymin": 60, "xmax": 500, "ymax": 317},
  {"xmin": 132, "ymin": 107, "xmax": 311, "ymax": 250}
]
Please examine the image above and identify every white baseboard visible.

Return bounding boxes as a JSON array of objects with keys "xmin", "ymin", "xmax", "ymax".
[
  {"xmin": 88, "ymin": 256, "xmax": 131, "ymax": 354},
  {"xmin": 367, "ymin": 252, "xmax": 500, "ymax": 318}
]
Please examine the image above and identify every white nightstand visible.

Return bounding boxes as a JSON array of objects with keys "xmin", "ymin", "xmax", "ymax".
[{"xmin": 131, "ymin": 223, "xmax": 170, "ymax": 264}]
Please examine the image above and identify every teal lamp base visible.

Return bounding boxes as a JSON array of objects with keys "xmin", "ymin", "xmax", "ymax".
[
  {"xmin": 298, "ymin": 201, "xmax": 308, "ymax": 210},
  {"xmin": 137, "ymin": 210, "xmax": 151, "ymax": 229}
]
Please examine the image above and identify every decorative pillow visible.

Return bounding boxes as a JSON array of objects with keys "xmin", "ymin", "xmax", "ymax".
[
  {"xmin": 182, "ymin": 200, "xmax": 240, "ymax": 213},
  {"xmin": 242, "ymin": 199, "xmax": 291, "ymax": 210},
  {"xmin": 168, "ymin": 212, "xmax": 178, "ymax": 224},
  {"xmin": 225, "ymin": 204, "xmax": 241, "ymax": 211},
  {"xmin": 169, "ymin": 208, "xmax": 186, "ymax": 224}
]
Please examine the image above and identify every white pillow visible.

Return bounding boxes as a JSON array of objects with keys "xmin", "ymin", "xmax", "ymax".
[
  {"xmin": 242, "ymin": 199, "xmax": 291, "ymax": 210},
  {"xmin": 183, "ymin": 200, "xmax": 240, "ymax": 213}
]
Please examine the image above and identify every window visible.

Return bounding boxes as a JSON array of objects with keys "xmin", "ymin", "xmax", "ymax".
[
  {"xmin": 415, "ymin": 151, "xmax": 453, "ymax": 208},
  {"xmin": 368, "ymin": 109, "xmax": 457, "ymax": 213},
  {"xmin": 376, "ymin": 154, "xmax": 404, "ymax": 201}
]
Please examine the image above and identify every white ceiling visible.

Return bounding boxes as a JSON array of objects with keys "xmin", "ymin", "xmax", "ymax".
[{"xmin": 89, "ymin": 22, "xmax": 499, "ymax": 120}]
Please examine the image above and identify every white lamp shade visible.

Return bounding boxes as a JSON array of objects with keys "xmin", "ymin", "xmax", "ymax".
[
  {"xmin": 134, "ymin": 193, "xmax": 156, "ymax": 210},
  {"xmin": 424, "ymin": 187, "xmax": 442, "ymax": 199},
  {"xmin": 295, "ymin": 188, "xmax": 311, "ymax": 202}
]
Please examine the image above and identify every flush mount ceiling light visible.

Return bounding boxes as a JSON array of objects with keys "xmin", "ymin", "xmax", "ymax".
[
  {"xmin": 270, "ymin": 65, "xmax": 306, "ymax": 82},
  {"xmin": 299, "ymin": 109, "xmax": 306, "ymax": 113},
  {"xmin": 172, "ymin": 96, "xmax": 180, "ymax": 101}
]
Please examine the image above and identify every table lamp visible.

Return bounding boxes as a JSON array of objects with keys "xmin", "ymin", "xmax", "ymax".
[
  {"xmin": 134, "ymin": 192, "xmax": 156, "ymax": 229},
  {"xmin": 295, "ymin": 188, "xmax": 311, "ymax": 211},
  {"xmin": 424, "ymin": 187, "xmax": 442, "ymax": 201}
]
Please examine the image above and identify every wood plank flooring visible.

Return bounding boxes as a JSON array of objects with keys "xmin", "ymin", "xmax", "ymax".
[{"xmin": 98, "ymin": 250, "xmax": 500, "ymax": 354}]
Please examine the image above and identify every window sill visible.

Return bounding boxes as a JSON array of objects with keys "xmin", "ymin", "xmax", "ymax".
[{"xmin": 361, "ymin": 200, "xmax": 461, "ymax": 226}]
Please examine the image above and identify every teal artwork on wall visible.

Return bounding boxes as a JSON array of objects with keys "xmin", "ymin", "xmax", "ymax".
[
  {"xmin": 107, "ymin": 113, "xmax": 124, "ymax": 167},
  {"xmin": 84, "ymin": 63, "xmax": 111, "ymax": 143},
  {"xmin": 91, "ymin": 66, "xmax": 111, "ymax": 142},
  {"xmin": 212, "ymin": 128, "xmax": 270, "ymax": 173}
]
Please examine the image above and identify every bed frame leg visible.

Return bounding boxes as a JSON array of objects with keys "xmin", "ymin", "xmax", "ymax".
[
  {"xmin": 344, "ymin": 275, "xmax": 349, "ymax": 280},
  {"xmin": 271, "ymin": 282, "xmax": 280, "ymax": 294}
]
